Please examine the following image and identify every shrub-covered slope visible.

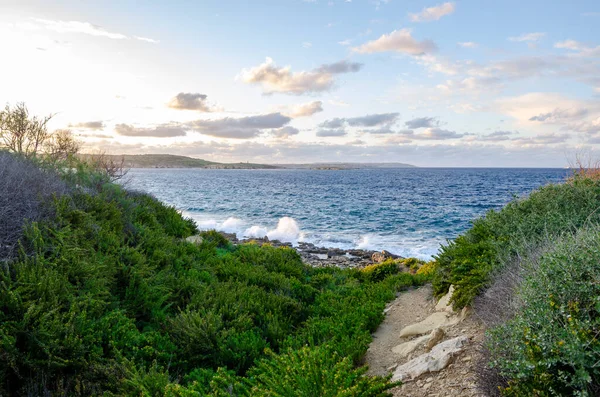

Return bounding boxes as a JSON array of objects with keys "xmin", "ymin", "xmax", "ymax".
[
  {"xmin": 432, "ymin": 175, "xmax": 600, "ymax": 395},
  {"xmin": 0, "ymin": 152, "xmax": 425, "ymax": 396}
]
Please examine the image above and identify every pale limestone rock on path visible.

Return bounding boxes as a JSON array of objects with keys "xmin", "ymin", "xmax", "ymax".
[
  {"xmin": 364, "ymin": 284, "xmax": 488, "ymax": 396},
  {"xmin": 391, "ymin": 336, "xmax": 469, "ymax": 382}
]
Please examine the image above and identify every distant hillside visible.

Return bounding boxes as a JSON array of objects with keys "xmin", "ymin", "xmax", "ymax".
[
  {"xmin": 82, "ymin": 154, "xmax": 279, "ymax": 169},
  {"xmin": 278, "ymin": 162, "xmax": 416, "ymax": 170}
]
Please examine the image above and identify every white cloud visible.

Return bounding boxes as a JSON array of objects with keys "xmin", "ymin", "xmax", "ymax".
[
  {"xmin": 283, "ymin": 101, "xmax": 324, "ymax": 118},
  {"xmin": 319, "ymin": 113, "xmax": 400, "ymax": 128},
  {"xmin": 188, "ymin": 113, "xmax": 291, "ymax": 139},
  {"xmin": 508, "ymin": 32, "xmax": 545, "ymax": 42},
  {"xmin": 69, "ymin": 121, "xmax": 105, "ymax": 130},
  {"xmin": 28, "ymin": 18, "xmax": 157, "ymax": 43},
  {"xmin": 270, "ymin": 126, "xmax": 300, "ymax": 139},
  {"xmin": 554, "ymin": 40, "xmax": 600, "ymax": 57},
  {"xmin": 408, "ymin": 127, "xmax": 464, "ymax": 140},
  {"xmin": 409, "ymin": 2, "xmax": 456, "ymax": 22},
  {"xmin": 115, "ymin": 123, "xmax": 187, "ymax": 137},
  {"xmin": 239, "ymin": 58, "xmax": 363, "ymax": 94},
  {"xmin": 302, "ymin": 42, "xmax": 312, "ymax": 48},
  {"xmin": 338, "ymin": 39, "xmax": 352, "ymax": 46},
  {"xmin": 168, "ymin": 92, "xmax": 214, "ymax": 112},
  {"xmin": 352, "ymin": 28, "xmax": 437, "ymax": 55},
  {"xmin": 458, "ymin": 42, "xmax": 477, "ymax": 48},
  {"xmin": 135, "ymin": 36, "xmax": 159, "ymax": 44}
]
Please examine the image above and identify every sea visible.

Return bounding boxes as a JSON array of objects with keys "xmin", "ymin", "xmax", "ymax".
[{"xmin": 125, "ymin": 168, "xmax": 570, "ymax": 260}]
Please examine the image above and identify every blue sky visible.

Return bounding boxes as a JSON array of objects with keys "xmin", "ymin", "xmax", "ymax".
[{"xmin": 1, "ymin": 0, "xmax": 599, "ymax": 166}]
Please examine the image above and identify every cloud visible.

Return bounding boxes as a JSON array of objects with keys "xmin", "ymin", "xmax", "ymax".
[
  {"xmin": 477, "ymin": 130, "xmax": 516, "ymax": 141},
  {"xmin": 338, "ymin": 39, "xmax": 352, "ymax": 46},
  {"xmin": 508, "ymin": 32, "xmax": 545, "ymax": 42},
  {"xmin": 302, "ymin": 42, "xmax": 312, "ymax": 48},
  {"xmin": 496, "ymin": 93, "xmax": 600, "ymax": 133},
  {"xmin": 352, "ymin": 28, "xmax": 437, "ymax": 55},
  {"xmin": 115, "ymin": 123, "xmax": 187, "ymax": 137},
  {"xmin": 405, "ymin": 116, "xmax": 438, "ymax": 129},
  {"xmin": 529, "ymin": 108, "xmax": 588, "ymax": 123},
  {"xmin": 270, "ymin": 126, "xmax": 300, "ymax": 139},
  {"xmin": 402, "ymin": 127, "xmax": 464, "ymax": 140},
  {"xmin": 554, "ymin": 40, "xmax": 600, "ymax": 57},
  {"xmin": 69, "ymin": 121, "xmax": 105, "ymax": 130},
  {"xmin": 316, "ymin": 128, "xmax": 347, "ymax": 137},
  {"xmin": 458, "ymin": 42, "xmax": 477, "ymax": 48},
  {"xmin": 29, "ymin": 18, "xmax": 156, "ymax": 43},
  {"xmin": 188, "ymin": 112, "xmax": 291, "ymax": 139},
  {"xmin": 315, "ymin": 60, "xmax": 363, "ymax": 74},
  {"xmin": 168, "ymin": 92, "xmax": 214, "ymax": 112},
  {"xmin": 284, "ymin": 101, "xmax": 323, "ymax": 118},
  {"xmin": 239, "ymin": 57, "xmax": 363, "ymax": 94},
  {"xmin": 319, "ymin": 113, "xmax": 400, "ymax": 129},
  {"xmin": 320, "ymin": 118, "xmax": 346, "ymax": 129},
  {"xmin": 409, "ymin": 2, "xmax": 455, "ymax": 22},
  {"xmin": 346, "ymin": 112, "xmax": 400, "ymax": 127},
  {"xmin": 513, "ymin": 133, "xmax": 569, "ymax": 145},
  {"xmin": 86, "ymin": 138, "xmax": 583, "ymax": 167},
  {"xmin": 361, "ymin": 127, "xmax": 397, "ymax": 134},
  {"xmin": 135, "ymin": 36, "xmax": 159, "ymax": 44}
]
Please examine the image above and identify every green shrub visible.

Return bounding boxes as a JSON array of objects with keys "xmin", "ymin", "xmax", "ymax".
[
  {"xmin": 247, "ymin": 346, "xmax": 398, "ymax": 396},
  {"xmin": 0, "ymin": 155, "xmax": 425, "ymax": 396},
  {"xmin": 433, "ymin": 179, "xmax": 600, "ymax": 308},
  {"xmin": 486, "ymin": 228, "xmax": 600, "ymax": 396},
  {"xmin": 361, "ymin": 260, "xmax": 399, "ymax": 282}
]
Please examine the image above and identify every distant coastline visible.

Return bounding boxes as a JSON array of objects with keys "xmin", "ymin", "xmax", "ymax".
[{"xmin": 85, "ymin": 154, "xmax": 416, "ymax": 170}]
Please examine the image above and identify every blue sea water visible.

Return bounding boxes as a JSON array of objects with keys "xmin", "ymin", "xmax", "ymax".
[{"xmin": 125, "ymin": 168, "xmax": 569, "ymax": 259}]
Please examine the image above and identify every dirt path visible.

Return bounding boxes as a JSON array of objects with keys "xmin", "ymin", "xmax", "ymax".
[
  {"xmin": 365, "ymin": 285, "xmax": 436, "ymax": 376},
  {"xmin": 364, "ymin": 285, "xmax": 488, "ymax": 397}
]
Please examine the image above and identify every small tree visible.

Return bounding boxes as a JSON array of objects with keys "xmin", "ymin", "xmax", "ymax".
[
  {"xmin": 0, "ymin": 102, "xmax": 53, "ymax": 158},
  {"xmin": 46, "ymin": 129, "xmax": 81, "ymax": 162}
]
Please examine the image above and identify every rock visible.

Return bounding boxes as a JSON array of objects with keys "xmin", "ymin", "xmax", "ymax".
[
  {"xmin": 371, "ymin": 252, "xmax": 386, "ymax": 263},
  {"xmin": 425, "ymin": 328, "xmax": 445, "ymax": 352},
  {"xmin": 391, "ymin": 336, "xmax": 469, "ymax": 382},
  {"xmin": 387, "ymin": 363, "xmax": 398, "ymax": 372},
  {"xmin": 185, "ymin": 235, "xmax": 203, "ymax": 244},
  {"xmin": 382, "ymin": 250, "xmax": 401, "ymax": 259},
  {"xmin": 399, "ymin": 312, "xmax": 461, "ymax": 338},
  {"xmin": 459, "ymin": 306, "xmax": 472, "ymax": 320},
  {"xmin": 435, "ymin": 285, "xmax": 456, "ymax": 312},
  {"xmin": 371, "ymin": 250, "xmax": 402, "ymax": 263},
  {"xmin": 392, "ymin": 334, "xmax": 430, "ymax": 357}
]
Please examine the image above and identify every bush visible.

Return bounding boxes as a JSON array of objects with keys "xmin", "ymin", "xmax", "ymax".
[
  {"xmin": 247, "ymin": 346, "xmax": 398, "ymax": 396},
  {"xmin": 0, "ymin": 151, "xmax": 69, "ymax": 261},
  {"xmin": 361, "ymin": 260, "xmax": 399, "ymax": 282},
  {"xmin": 484, "ymin": 228, "xmax": 600, "ymax": 396},
  {"xmin": 0, "ymin": 155, "xmax": 421, "ymax": 396},
  {"xmin": 433, "ymin": 178, "xmax": 600, "ymax": 309}
]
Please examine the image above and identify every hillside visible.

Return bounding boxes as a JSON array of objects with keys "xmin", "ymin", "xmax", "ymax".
[
  {"xmin": 0, "ymin": 150, "xmax": 428, "ymax": 396},
  {"xmin": 80, "ymin": 154, "xmax": 279, "ymax": 169},
  {"xmin": 431, "ymin": 169, "xmax": 600, "ymax": 395},
  {"xmin": 278, "ymin": 162, "xmax": 416, "ymax": 170}
]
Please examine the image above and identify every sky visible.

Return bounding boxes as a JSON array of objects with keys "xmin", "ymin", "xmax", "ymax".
[{"xmin": 1, "ymin": 0, "xmax": 599, "ymax": 167}]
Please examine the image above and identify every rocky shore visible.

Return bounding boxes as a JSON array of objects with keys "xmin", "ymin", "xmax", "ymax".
[{"xmin": 217, "ymin": 232, "xmax": 403, "ymax": 268}]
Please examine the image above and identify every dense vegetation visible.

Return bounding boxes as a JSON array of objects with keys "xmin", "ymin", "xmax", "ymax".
[
  {"xmin": 432, "ymin": 173, "xmax": 600, "ymax": 395},
  {"xmin": 0, "ymin": 150, "xmax": 427, "ymax": 396}
]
